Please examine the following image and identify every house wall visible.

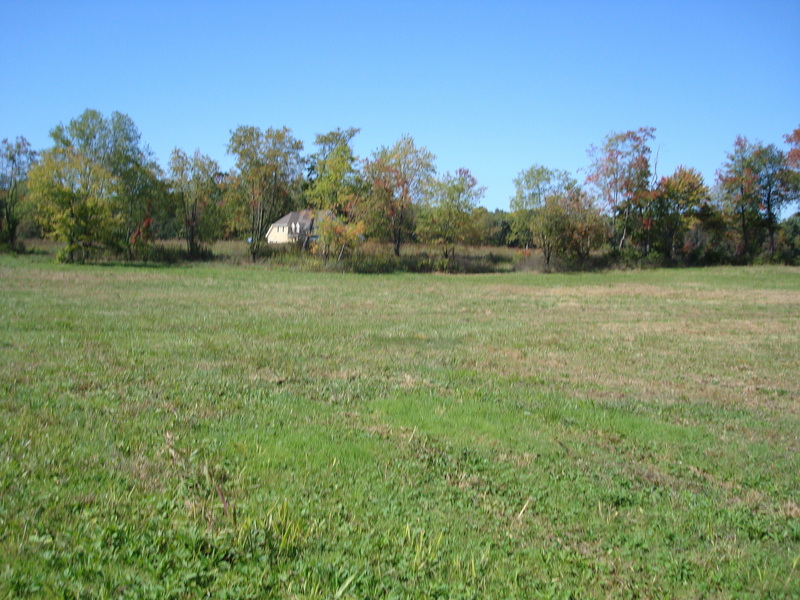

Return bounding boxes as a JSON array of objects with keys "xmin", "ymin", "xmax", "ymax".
[
  {"xmin": 266, "ymin": 224, "xmax": 292, "ymax": 244},
  {"xmin": 266, "ymin": 223, "xmax": 308, "ymax": 244},
  {"xmin": 266, "ymin": 212, "xmax": 314, "ymax": 244}
]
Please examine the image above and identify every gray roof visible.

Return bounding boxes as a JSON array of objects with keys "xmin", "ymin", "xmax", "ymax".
[{"xmin": 271, "ymin": 210, "xmax": 315, "ymax": 231}]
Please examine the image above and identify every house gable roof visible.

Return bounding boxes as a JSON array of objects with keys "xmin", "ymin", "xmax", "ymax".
[{"xmin": 272, "ymin": 210, "xmax": 315, "ymax": 230}]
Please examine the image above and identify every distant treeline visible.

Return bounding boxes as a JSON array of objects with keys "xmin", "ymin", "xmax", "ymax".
[{"xmin": 2, "ymin": 110, "xmax": 799, "ymax": 268}]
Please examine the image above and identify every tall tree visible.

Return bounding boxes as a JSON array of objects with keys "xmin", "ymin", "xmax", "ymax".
[
  {"xmin": 417, "ymin": 168, "xmax": 485, "ymax": 258},
  {"xmin": 785, "ymin": 125, "xmax": 800, "ymax": 170},
  {"xmin": 586, "ymin": 127, "xmax": 655, "ymax": 251},
  {"xmin": 649, "ymin": 166, "xmax": 710, "ymax": 260},
  {"xmin": 510, "ymin": 164, "xmax": 574, "ymax": 249},
  {"xmin": 360, "ymin": 135, "xmax": 436, "ymax": 256},
  {"xmin": 717, "ymin": 136, "xmax": 761, "ymax": 257},
  {"xmin": 305, "ymin": 128, "xmax": 367, "ymax": 261},
  {"xmin": 752, "ymin": 144, "xmax": 792, "ymax": 256},
  {"xmin": 313, "ymin": 215, "xmax": 366, "ymax": 262},
  {"xmin": 715, "ymin": 136, "xmax": 796, "ymax": 257},
  {"xmin": 29, "ymin": 146, "xmax": 117, "ymax": 262},
  {"xmin": 777, "ymin": 212, "xmax": 800, "ymax": 263},
  {"xmin": 49, "ymin": 109, "xmax": 163, "ymax": 257},
  {"xmin": 360, "ymin": 155, "xmax": 406, "ymax": 255},
  {"xmin": 472, "ymin": 207, "xmax": 512, "ymax": 247},
  {"xmin": 531, "ymin": 194, "xmax": 570, "ymax": 271},
  {"xmin": 168, "ymin": 148, "xmax": 224, "ymax": 259},
  {"xmin": 784, "ymin": 125, "xmax": 800, "ymax": 214},
  {"xmin": 529, "ymin": 185, "xmax": 604, "ymax": 271},
  {"xmin": 559, "ymin": 186, "xmax": 606, "ymax": 263},
  {"xmin": 306, "ymin": 127, "xmax": 361, "ymax": 215},
  {"xmin": 227, "ymin": 126, "xmax": 304, "ymax": 260},
  {"xmin": 0, "ymin": 137, "xmax": 38, "ymax": 251}
]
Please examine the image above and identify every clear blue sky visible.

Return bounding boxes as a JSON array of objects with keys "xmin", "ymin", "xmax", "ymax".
[{"xmin": 2, "ymin": 0, "xmax": 798, "ymax": 211}]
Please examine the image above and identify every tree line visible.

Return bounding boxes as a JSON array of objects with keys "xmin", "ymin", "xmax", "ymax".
[
  {"xmin": 1, "ymin": 109, "xmax": 799, "ymax": 267},
  {"xmin": 511, "ymin": 127, "xmax": 800, "ymax": 269}
]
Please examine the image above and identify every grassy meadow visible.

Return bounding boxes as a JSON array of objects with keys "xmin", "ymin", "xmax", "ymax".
[{"xmin": 1, "ymin": 252, "xmax": 799, "ymax": 598}]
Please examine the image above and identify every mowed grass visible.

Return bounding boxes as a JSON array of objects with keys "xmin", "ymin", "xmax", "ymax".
[{"xmin": 1, "ymin": 254, "xmax": 798, "ymax": 598}]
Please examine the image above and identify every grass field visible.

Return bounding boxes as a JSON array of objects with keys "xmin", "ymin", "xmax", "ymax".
[{"xmin": 1, "ymin": 253, "xmax": 799, "ymax": 598}]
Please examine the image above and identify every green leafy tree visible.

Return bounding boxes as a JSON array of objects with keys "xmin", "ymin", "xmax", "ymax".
[
  {"xmin": 510, "ymin": 165, "xmax": 605, "ymax": 269},
  {"xmin": 305, "ymin": 128, "xmax": 367, "ymax": 261},
  {"xmin": 716, "ymin": 133, "xmax": 800, "ymax": 259},
  {"xmin": 753, "ymin": 143, "xmax": 794, "ymax": 256},
  {"xmin": 586, "ymin": 127, "xmax": 655, "ymax": 251},
  {"xmin": 649, "ymin": 167, "xmax": 710, "ymax": 260},
  {"xmin": 783, "ymin": 125, "xmax": 800, "ymax": 219},
  {"xmin": 359, "ymin": 135, "xmax": 436, "ymax": 256},
  {"xmin": 359, "ymin": 155, "xmax": 404, "ymax": 253},
  {"xmin": 50, "ymin": 109, "xmax": 163, "ymax": 258},
  {"xmin": 528, "ymin": 185, "xmax": 605, "ymax": 271},
  {"xmin": 472, "ymin": 207, "xmax": 512, "ymax": 246},
  {"xmin": 559, "ymin": 186, "xmax": 606, "ymax": 263},
  {"xmin": 683, "ymin": 191, "xmax": 734, "ymax": 264},
  {"xmin": 0, "ymin": 136, "xmax": 38, "ymax": 251},
  {"xmin": 532, "ymin": 195, "xmax": 570, "ymax": 270},
  {"xmin": 313, "ymin": 213, "xmax": 366, "ymax": 262},
  {"xmin": 777, "ymin": 212, "xmax": 800, "ymax": 264},
  {"xmin": 306, "ymin": 127, "xmax": 361, "ymax": 215},
  {"xmin": 168, "ymin": 148, "xmax": 224, "ymax": 259},
  {"xmin": 227, "ymin": 126, "xmax": 304, "ymax": 260},
  {"xmin": 29, "ymin": 146, "xmax": 118, "ymax": 262},
  {"xmin": 785, "ymin": 125, "xmax": 800, "ymax": 174},
  {"xmin": 510, "ymin": 164, "xmax": 574, "ymax": 250},
  {"xmin": 714, "ymin": 136, "xmax": 798, "ymax": 258},
  {"xmin": 417, "ymin": 168, "xmax": 485, "ymax": 257}
]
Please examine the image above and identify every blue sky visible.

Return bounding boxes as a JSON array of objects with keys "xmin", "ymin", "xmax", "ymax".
[{"xmin": 2, "ymin": 0, "xmax": 798, "ymax": 211}]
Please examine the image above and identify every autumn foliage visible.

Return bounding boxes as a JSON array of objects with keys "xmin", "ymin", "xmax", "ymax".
[{"xmin": 8, "ymin": 109, "xmax": 800, "ymax": 267}]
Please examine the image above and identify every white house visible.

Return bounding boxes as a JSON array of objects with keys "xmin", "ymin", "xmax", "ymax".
[{"xmin": 265, "ymin": 210, "xmax": 316, "ymax": 245}]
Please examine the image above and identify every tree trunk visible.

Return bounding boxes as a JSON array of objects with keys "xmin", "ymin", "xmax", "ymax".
[
  {"xmin": 765, "ymin": 190, "xmax": 775, "ymax": 256},
  {"xmin": 739, "ymin": 205, "xmax": 748, "ymax": 257},
  {"xmin": 617, "ymin": 206, "xmax": 630, "ymax": 252},
  {"xmin": 543, "ymin": 241, "xmax": 552, "ymax": 272}
]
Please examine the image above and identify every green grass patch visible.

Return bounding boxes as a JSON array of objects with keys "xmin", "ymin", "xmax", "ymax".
[{"xmin": 1, "ymin": 257, "xmax": 798, "ymax": 598}]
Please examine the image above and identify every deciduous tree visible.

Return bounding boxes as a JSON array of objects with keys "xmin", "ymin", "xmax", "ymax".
[
  {"xmin": 783, "ymin": 125, "xmax": 800, "ymax": 216},
  {"xmin": 0, "ymin": 137, "xmax": 37, "ymax": 251},
  {"xmin": 227, "ymin": 126, "xmax": 304, "ymax": 260},
  {"xmin": 306, "ymin": 127, "xmax": 361, "ymax": 215},
  {"xmin": 168, "ymin": 148, "xmax": 224, "ymax": 259},
  {"xmin": 50, "ymin": 109, "xmax": 163, "ymax": 257},
  {"xmin": 313, "ymin": 213, "xmax": 366, "ymax": 262},
  {"xmin": 305, "ymin": 128, "xmax": 367, "ymax": 261},
  {"xmin": 472, "ymin": 207, "xmax": 512, "ymax": 247},
  {"xmin": 649, "ymin": 167, "xmax": 710, "ymax": 260},
  {"xmin": 777, "ymin": 212, "xmax": 800, "ymax": 264},
  {"xmin": 29, "ymin": 146, "xmax": 117, "ymax": 262},
  {"xmin": 785, "ymin": 125, "xmax": 800, "ymax": 170},
  {"xmin": 753, "ymin": 144, "xmax": 792, "ymax": 256},
  {"xmin": 532, "ymin": 194, "xmax": 569, "ymax": 270},
  {"xmin": 417, "ymin": 168, "xmax": 484, "ymax": 257},
  {"xmin": 529, "ymin": 186, "xmax": 605, "ymax": 271},
  {"xmin": 717, "ymin": 136, "xmax": 761, "ymax": 257},
  {"xmin": 509, "ymin": 164, "xmax": 574, "ymax": 250},
  {"xmin": 586, "ymin": 127, "xmax": 655, "ymax": 251},
  {"xmin": 359, "ymin": 136, "xmax": 436, "ymax": 256},
  {"xmin": 716, "ymin": 136, "xmax": 796, "ymax": 257},
  {"xmin": 559, "ymin": 186, "xmax": 606, "ymax": 263}
]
